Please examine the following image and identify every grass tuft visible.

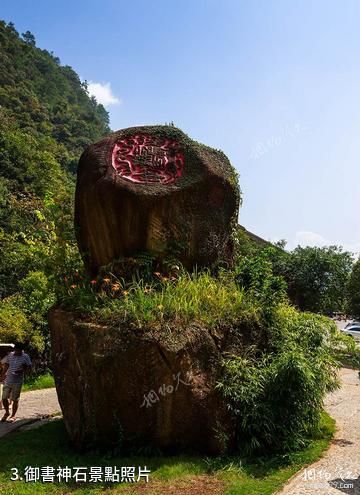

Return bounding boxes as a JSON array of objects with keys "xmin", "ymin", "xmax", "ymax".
[
  {"xmin": 86, "ymin": 271, "xmax": 260, "ymax": 329},
  {"xmin": 23, "ymin": 372, "xmax": 55, "ymax": 392}
]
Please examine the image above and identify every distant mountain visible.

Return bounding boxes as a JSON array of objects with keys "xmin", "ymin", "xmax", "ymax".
[{"xmin": 0, "ymin": 20, "xmax": 110, "ymax": 173}]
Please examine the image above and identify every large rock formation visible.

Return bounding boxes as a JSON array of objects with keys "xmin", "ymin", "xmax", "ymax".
[
  {"xmin": 50, "ymin": 126, "xmax": 245, "ymax": 454},
  {"xmin": 49, "ymin": 308, "xmax": 264, "ymax": 454},
  {"xmin": 75, "ymin": 126, "xmax": 239, "ymax": 275}
]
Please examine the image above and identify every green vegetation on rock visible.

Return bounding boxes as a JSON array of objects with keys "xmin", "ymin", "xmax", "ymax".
[{"xmin": 58, "ymin": 260, "xmax": 354, "ymax": 456}]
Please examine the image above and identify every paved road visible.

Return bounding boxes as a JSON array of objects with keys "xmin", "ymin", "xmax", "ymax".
[
  {"xmin": 277, "ymin": 368, "xmax": 360, "ymax": 495},
  {"xmin": 334, "ymin": 319, "xmax": 352, "ymax": 331},
  {"xmin": 0, "ymin": 387, "xmax": 60, "ymax": 438}
]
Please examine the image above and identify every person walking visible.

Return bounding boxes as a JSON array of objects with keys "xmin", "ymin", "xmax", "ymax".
[{"xmin": 0, "ymin": 342, "xmax": 31, "ymax": 422}]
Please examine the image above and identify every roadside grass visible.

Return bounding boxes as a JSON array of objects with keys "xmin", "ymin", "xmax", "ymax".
[
  {"xmin": 23, "ymin": 372, "xmax": 55, "ymax": 392},
  {"xmin": 219, "ymin": 413, "xmax": 335, "ymax": 494},
  {"xmin": 0, "ymin": 412, "xmax": 335, "ymax": 495}
]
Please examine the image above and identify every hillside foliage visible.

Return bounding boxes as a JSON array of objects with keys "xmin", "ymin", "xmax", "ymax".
[{"xmin": 0, "ymin": 20, "xmax": 109, "ymax": 356}]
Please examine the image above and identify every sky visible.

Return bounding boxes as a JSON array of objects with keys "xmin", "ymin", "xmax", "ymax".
[{"xmin": 2, "ymin": 0, "xmax": 360, "ymax": 253}]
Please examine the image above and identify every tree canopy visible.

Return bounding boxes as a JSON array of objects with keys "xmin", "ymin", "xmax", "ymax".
[
  {"xmin": 0, "ymin": 20, "xmax": 110, "ymax": 353},
  {"xmin": 286, "ymin": 246, "xmax": 353, "ymax": 314},
  {"xmin": 346, "ymin": 258, "xmax": 360, "ymax": 318},
  {"xmin": 234, "ymin": 236, "xmax": 353, "ymax": 315}
]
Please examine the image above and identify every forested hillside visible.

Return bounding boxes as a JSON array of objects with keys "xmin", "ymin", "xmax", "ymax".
[
  {"xmin": 0, "ymin": 20, "xmax": 110, "ymax": 359},
  {"xmin": 0, "ymin": 21, "xmax": 110, "ymax": 168}
]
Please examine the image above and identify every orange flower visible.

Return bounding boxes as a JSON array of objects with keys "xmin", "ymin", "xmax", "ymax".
[
  {"xmin": 112, "ymin": 284, "xmax": 121, "ymax": 291},
  {"xmin": 103, "ymin": 278, "xmax": 111, "ymax": 284}
]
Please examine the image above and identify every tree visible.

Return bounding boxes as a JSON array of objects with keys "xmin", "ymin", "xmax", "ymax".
[
  {"xmin": 234, "ymin": 228, "xmax": 353, "ymax": 316},
  {"xmin": 235, "ymin": 246, "xmax": 288, "ymax": 314},
  {"xmin": 286, "ymin": 246, "xmax": 353, "ymax": 314},
  {"xmin": 22, "ymin": 30, "xmax": 36, "ymax": 46},
  {"xmin": 346, "ymin": 258, "xmax": 360, "ymax": 318}
]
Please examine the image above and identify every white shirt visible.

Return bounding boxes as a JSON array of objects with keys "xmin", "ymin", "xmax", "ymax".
[{"xmin": 1, "ymin": 351, "xmax": 32, "ymax": 385}]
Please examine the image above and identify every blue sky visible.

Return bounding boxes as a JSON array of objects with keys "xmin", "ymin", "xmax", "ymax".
[{"xmin": 2, "ymin": 0, "xmax": 360, "ymax": 252}]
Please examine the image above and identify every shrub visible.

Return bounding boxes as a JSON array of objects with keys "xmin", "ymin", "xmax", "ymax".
[
  {"xmin": 19, "ymin": 270, "xmax": 55, "ymax": 315},
  {"xmin": 217, "ymin": 307, "xmax": 341, "ymax": 455},
  {"xmin": 0, "ymin": 298, "xmax": 30, "ymax": 343},
  {"xmin": 0, "ymin": 297, "xmax": 44, "ymax": 352},
  {"xmin": 235, "ymin": 249, "xmax": 287, "ymax": 314}
]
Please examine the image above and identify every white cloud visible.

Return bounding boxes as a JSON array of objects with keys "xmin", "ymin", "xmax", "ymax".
[
  {"xmin": 284, "ymin": 230, "xmax": 360, "ymax": 256},
  {"xmin": 87, "ymin": 81, "xmax": 121, "ymax": 107},
  {"xmin": 293, "ymin": 231, "xmax": 330, "ymax": 248}
]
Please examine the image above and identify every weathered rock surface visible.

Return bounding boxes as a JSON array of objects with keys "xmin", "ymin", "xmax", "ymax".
[
  {"xmin": 75, "ymin": 126, "xmax": 239, "ymax": 275},
  {"xmin": 49, "ymin": 308, "xmax": 263, "ymax": 454}
]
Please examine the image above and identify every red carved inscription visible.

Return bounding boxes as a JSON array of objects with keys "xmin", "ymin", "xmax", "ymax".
[{"xmin": 112, "ymin": 134, "xmax": 184, "ymax": 184}]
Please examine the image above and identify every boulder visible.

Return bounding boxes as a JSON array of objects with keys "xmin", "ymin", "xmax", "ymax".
[
  {"xmin": 75, "ymin": 126, "xmax": 239, "ymax": 275},
  {"xmin": 49, "ymin": 308, "xmax": 264, "ymax": 454}
]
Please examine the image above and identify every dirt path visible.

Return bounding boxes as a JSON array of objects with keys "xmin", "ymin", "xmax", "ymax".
[
  {"xmin": 0, "ymin": 387, "xmax": 60, "ymax": 438},
  {"xmin": 277, "ymin": 368, "xmax": 360, "ymax": 494}
]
